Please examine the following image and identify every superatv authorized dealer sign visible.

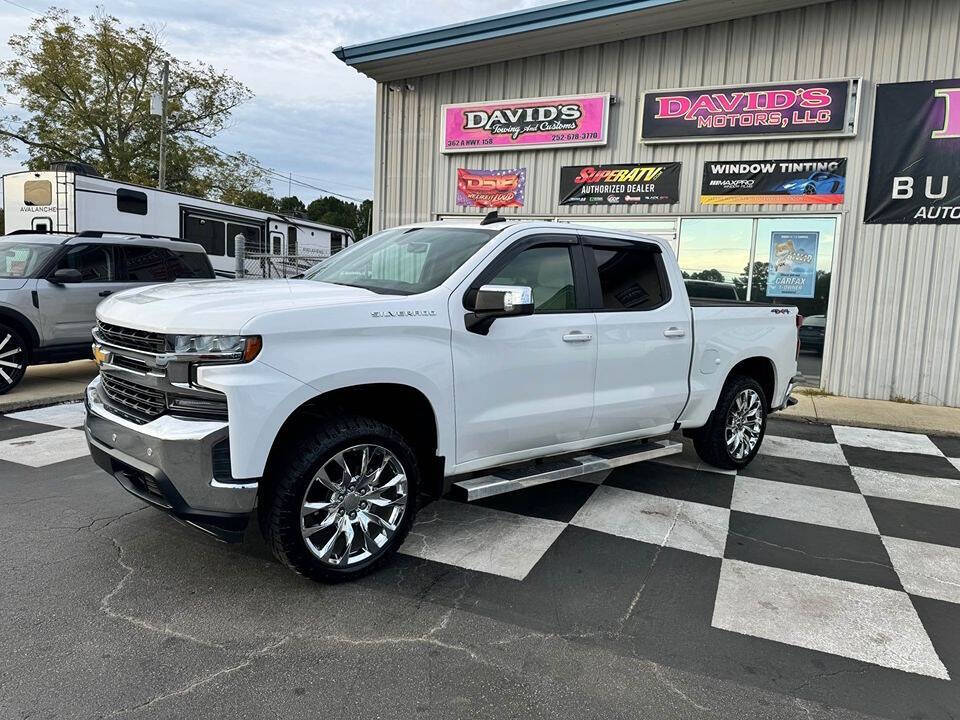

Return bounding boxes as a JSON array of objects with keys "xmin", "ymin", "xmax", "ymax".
[
  {"xmin": 639, "ymin": 79, "xmax": 860, "ymax": 142},
  {"xmin": 559, "ymin": 163, "xmax": 680, "ymax": 205},
  {"xmin": 441, "ymin": 94, "xmax": 609, "ymax": 153},
  {"xmin": 456, "ymin": 168, "xmax": 526, "ymax": 208},
  {"xmin": 701, "ymin": 159, "xmax": 846, "ymax": 205},
  {"xmin": 864, "ymin": 79, "xmax": 960, "ymax": 224}
]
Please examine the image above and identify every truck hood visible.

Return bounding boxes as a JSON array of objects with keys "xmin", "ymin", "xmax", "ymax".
[{"xmin": 97, "ymin": 279, "xmax": 384, "ymax": 334}]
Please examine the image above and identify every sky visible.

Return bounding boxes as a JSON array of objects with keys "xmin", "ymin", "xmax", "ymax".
[{"xmin": 0, "ymin": 0, "xmax": 551, "ymax": 205}]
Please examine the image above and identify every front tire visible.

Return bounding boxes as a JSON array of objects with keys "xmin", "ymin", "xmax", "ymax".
[
  {"xmin": 0, "ymin": 324, "xmax": 28, "ymax": 395},
  {"xmin": 263, "ymin": 415, "xmax": 419, "ymax": 582},
  {"xmin": 692, "ymin": 375, "xmax": 767, "ymax": 470}
]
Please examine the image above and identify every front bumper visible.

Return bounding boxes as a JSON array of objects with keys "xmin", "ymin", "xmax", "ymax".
[{"xmin": 84, "ymin": 377, "xmax": 257, "ymax": 542}]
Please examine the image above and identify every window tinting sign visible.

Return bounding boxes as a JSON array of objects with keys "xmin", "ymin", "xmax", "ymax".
[
  {"xmin": 559, "ymin": 163, "xmax": 680, "ymax": 205},
  {"xmin": 768, "ymin": 231, "xmax": 819, "ymax": 299},
  {"xmin": 701, "ymin": 159, "xmax": 846, "ymax": 205}
]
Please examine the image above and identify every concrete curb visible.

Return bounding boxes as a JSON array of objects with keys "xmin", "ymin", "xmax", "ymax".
[
  {"xmin": 777, "ymin": 392, "xmax": 960, "ymax": 438},
  {"xmin": 0, "ymin": 391, "xmax": 85, "ymax": 414}
]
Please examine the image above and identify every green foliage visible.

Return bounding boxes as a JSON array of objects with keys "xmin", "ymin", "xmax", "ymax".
[
  {"xmin": 278, "ymin": 196, "xmax": 307, "ymax": 216},
  {"xmin": 688, "ymin": 268, "xmax": 725, "ymax": 283},
  {"xmin": 0, "ymin": 8, "xmax": 268, "ymax": 200},
  {"xmin": 306, "ymin": 196, "xmax": 373, "ymax": 239}
]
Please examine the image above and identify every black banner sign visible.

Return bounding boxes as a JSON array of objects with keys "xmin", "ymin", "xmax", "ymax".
[
  {"xmin": 701, "ymin": 158, "xmax": 846, "ymax": 205},
  {"xmin": 864, "ymin": 79, "xmax": 960, "ymax": 224},
  {"xmin": 640, "ymin": 79, "xmax": 856, "ymax": 142},
  {"xmin": 559, "ymin": 163, "xmax": 681, "ymax": 205}
]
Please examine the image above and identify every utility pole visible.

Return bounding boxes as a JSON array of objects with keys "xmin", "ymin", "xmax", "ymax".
[
  {"xmin": 288, "ymin": 172, "xmax": 292, "ymax": 197},
  {"xmin": 158, "ymin": 61, "xmax": 169, "ymax": 190}
]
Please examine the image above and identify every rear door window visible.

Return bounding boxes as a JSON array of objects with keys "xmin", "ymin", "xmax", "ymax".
[
  {"xmin": 168, "ymin": 250, "xmax": 214, "ymax": 279},
  {"xmin": 119, "ymin": 245, "xmax": 170, "ymax": 282},
  {"xmin": 585, "ymin": 242, "xmax": 669, "ymax": 311}
]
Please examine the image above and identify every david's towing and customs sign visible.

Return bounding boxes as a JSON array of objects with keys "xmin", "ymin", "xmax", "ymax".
[
  {"xmin": 864, "ymin": 78, "xmax": 960, "ymax": 224},
  {"xmin": 441, "ymin": 93, "xmax": 609, "ymax": 153},
  {"xmin": 701, "ymin": 158, "xmax": 846, "ymax": 205},
  {"xmin": 768, "ymin": 231, "xmax": 820, "ymax": 299},
  {"xmin": 456, "ymin": 168, "xmax": 526, "ymax": 208},
  {"xmin": 639, "ymin": 79, "xmax": 860, "ymax": 143},
  {"xmin": 559, "ymin": 163, "xmax": 681, "ymax": 205}
]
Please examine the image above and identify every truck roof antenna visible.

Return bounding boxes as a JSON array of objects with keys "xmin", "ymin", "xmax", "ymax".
[{"xmin": 480, "ymin": 210, "xmax": 506, "ymax": 225}]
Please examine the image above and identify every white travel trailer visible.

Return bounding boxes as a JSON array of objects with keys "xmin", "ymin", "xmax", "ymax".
[{"xmin": 2, "ymin": 165, "xmax": 355, "ymax": 276}]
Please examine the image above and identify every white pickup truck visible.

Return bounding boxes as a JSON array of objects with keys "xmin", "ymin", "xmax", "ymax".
[{"xmin": 84, "ymin": 217, "xmax": 800, "ymax": 581}]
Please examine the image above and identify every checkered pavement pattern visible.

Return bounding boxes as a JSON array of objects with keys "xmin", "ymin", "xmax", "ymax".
[{"xmin": 3, "ymin": 402, "xmax": 959, "ymax": 681}]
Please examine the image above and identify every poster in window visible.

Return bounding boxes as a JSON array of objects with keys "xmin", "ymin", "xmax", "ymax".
[
  {"xmin": 701, "ymin": 159, "xmax": 845, "ymax": 205},
  {"xmin": 864, "ymin": 78, "xmax": 960, "ymax": 223},
  {"xmin": 456, "ymin": 168, "xmax": 526, "ymax": 208},
  {"xmin": 768, "ymin": 231, "xmax": 819, "ymax": 299}
]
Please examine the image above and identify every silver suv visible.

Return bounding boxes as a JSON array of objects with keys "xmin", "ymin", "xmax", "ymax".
[{"xmin": 0, "ymin": 231, "xmax": 214, "ymax": 394}]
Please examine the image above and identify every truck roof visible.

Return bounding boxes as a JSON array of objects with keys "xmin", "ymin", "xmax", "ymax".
[{"xmin": 400, "ymin": 217, "xmax": 669, "ymax": 246}]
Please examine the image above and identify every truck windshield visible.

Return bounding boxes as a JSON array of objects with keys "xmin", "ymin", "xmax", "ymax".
[
  {"xmin": 303, "ymin": 226, "xmax": 499, "ymax": 295},
  {"xmin": 0, "ymin": 241, "xmax": 59, "ymax": 278}
]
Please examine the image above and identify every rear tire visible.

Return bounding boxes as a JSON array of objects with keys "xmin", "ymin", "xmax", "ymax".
[
  {"xmin": 0, "ymin": 324, "xmax": 28, "ymax": 395},
  {"xmin": 263, "ymin": 415, "xmax": 419, "ymax": 582},
  {"xmin": 692, "ymin": 375, "xmax": 767, "ymax": 470}
]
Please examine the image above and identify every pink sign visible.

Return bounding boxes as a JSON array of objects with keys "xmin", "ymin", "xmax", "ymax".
[{"xmin": 441, "ymin": 93, "xmax": 609, "ymax": 153}]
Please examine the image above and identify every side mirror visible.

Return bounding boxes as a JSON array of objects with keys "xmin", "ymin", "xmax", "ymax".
[
  {"xmin": 50, "ymin": 268, "xmax": 83, "ymax": 284},
  {"xmin": 466, "ymin": 284, "xmax": 534, "ymax": 335}
]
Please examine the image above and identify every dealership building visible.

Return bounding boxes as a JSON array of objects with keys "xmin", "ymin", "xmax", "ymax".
[{"xmin": 335, "ymin": 0, "xmax": 960, "ymax": 408}]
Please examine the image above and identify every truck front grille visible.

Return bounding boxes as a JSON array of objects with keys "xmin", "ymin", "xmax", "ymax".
[
  {"xmin": 100, "ymin": 373, "xmax": 166, "ymax": 424},
  {"xmin": 97, "ymin": 321, "xmax": 166, "ymax": 354}
]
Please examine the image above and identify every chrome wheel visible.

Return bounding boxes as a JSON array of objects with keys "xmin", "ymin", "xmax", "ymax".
[
  {"xmin": 300, "ymin": 444, "xmax": 408, "ymax": 567},
  {"xmin": 725, "ymin": 388, "xmax": 763, "ymax": 460},
  {"xmin": 0, "ymin": 331, "xmax": 25, "ymax": 389}
]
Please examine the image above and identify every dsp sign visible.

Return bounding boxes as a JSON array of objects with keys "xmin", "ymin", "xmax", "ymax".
[
  {"xmin": 456, "ymin": 168, "xmax": 527, "ymax": 208},
  {"xmin": 639, "ymin": 79, "xmax": 860, "ymax": 142}
]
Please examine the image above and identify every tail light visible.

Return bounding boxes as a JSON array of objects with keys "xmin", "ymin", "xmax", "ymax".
[{"xmin": 795, "ymin": 314, "xmax": 804, "ymax": 358}]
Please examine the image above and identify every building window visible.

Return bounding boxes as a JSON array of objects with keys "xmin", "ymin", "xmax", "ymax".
[
  {"xmin": 330, "ymin": 232, "xmax": 343, "ymax": 254},
  {"xmin": 24, "ymin": 180, "xmax": 52, "ymax": 207},
  {"xmin": 117, "ymin": 188, "xmax": 148, "ymax": 215}
]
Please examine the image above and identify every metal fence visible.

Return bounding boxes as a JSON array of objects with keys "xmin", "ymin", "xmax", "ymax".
[{"xmin": 233, "ymin": 237, "xmax": 328, "ymax": 279}]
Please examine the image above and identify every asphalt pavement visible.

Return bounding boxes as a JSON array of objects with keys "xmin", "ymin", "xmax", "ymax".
[{"xmin": 2, "ymin": 403, "xmax": 960, "ymax": 719}]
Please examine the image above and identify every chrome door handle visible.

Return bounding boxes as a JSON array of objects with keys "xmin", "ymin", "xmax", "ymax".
[
  {"xmin": 562, "ymin": 331, "xmax": 593, "ymax": 343},
  {"xmin": 663, "ymin": 327, "xmax": 686, "ymax": 338}
]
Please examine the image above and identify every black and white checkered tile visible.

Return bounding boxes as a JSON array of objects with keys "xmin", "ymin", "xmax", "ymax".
[{"xmin": 3, "ymin": 402, "xmax": 960, "ymax": 682}]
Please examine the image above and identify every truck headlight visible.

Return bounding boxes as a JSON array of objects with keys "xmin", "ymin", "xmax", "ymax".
[{"xmin": 166, "ymin": 335, "xmax": 262, "ymax": 364}]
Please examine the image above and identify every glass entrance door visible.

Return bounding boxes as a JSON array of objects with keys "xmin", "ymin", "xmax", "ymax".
[{"xmin": 678, "ymin": 215, "xmax": 837, "ymax": 387}]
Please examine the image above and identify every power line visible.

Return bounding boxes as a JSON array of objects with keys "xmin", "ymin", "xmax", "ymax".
[
  {"xmin": 197, "ymin": 140, "xmax": 368, "ymax": 203},
  {"xmin": 0, "ymin": 0, "xmax": 41, "ymax": 15}
]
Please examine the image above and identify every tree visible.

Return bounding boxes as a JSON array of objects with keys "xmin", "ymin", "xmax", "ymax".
[
  {"xmin": 689, "ymin": 268, "xmax": 725, "ymax": 283},
  {"xmin": 0, "ymin": 9, "xmax": 268, "ymax": 199},
  {"xmin": 278, "ymin": 195, "xmax": 307, "ymax": 216}
]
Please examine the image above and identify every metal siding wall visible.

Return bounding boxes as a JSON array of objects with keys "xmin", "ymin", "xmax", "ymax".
[{"xmin": 374, "ymin": 0, "xmax": 960, "ymax": 407}]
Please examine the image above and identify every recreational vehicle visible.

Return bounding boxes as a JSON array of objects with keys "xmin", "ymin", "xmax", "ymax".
[{"xmin": 2, "ymin": 165, "xmax": 355, "ymax": 276}]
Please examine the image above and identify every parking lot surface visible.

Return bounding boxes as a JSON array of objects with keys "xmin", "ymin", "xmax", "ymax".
[{"xmin": 2, "ymin": 403, "xmax": 960, "ymax": 719}]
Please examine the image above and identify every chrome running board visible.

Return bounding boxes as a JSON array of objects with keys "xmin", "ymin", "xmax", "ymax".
[{"xmin": 453, "ymin": 438, "xmax": 683, "ymax": 501}]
